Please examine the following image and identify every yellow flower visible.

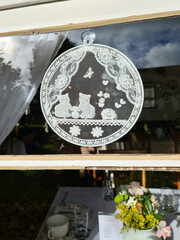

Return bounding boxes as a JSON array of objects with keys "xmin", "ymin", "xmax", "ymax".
[{"xmin": 135, "ymin": 202, "xmax": 143, "ymax": 214}]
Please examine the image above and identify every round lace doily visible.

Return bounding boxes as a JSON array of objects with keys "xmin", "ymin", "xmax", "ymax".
[{"xmin": 40, "ymin": 42, "xmax": 144, "ymax": 147}]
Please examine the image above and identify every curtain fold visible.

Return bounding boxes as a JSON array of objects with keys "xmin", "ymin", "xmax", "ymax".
[{"xmin": 0, "ymin": 32, "xmax": 67, "ymax": 145}]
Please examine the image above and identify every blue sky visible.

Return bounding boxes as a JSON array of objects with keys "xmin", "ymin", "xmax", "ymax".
[{"xmin": 67, "ymin": 17, "xmax": 180, "ymax": 69}]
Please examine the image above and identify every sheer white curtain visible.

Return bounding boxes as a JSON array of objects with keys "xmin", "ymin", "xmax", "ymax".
[{"xmin": 0, "ymin": 32, "xmax": 67, "ymax": 145}]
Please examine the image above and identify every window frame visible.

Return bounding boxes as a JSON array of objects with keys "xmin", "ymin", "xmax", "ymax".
[
  {"xmin": 0, "ymin": 0, "xmax": 180, "ymax": 37},
  {"xmin": 0, "ymin": 154, "xmax": 180, "ymax": 170},
  {"xmin": 0, "ymin": 0, "xmax": 180, "ymax": 170}
]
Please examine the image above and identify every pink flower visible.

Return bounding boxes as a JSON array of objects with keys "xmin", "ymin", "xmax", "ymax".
[
  {"xmin": 128, "ymin": 181, "xmax": 144, "ymax": 196},
  {"xmin": 157, "ymin": 221, "xmax": 171, "ymax": 239}
]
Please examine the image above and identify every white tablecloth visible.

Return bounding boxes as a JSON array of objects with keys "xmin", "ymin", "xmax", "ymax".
[{"xmin": 35, "ymin": 187, "xmax": 180, "ymax": 240}]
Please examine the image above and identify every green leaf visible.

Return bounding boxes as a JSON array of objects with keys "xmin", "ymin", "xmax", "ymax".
[
  {"xmin": 143, "ymin": 207, "xmax": 148, "ymax": 214},
  {"xmin": 154, "ymin": 213, "xmax": 164, "ymax": 220},
  {"xmin": 124, "ymin": 195, "xmax": 129, "ymax": 201},
  {"xmin": 123, "ymin": 188, "xmax": 129, "ymax": 195},
  {"xmin": 146, "ymin": 193, "xmax": 152, "ymax": 199},
  {"xmin": 114, "ymin": 194, "xmax": 124, "ymax": 203},
  {"xmin": 145, "ymin": 199, "xmax": 153, "ymax": 214}
]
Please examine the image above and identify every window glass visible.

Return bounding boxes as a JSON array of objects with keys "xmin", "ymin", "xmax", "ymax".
[
  {"xmin": 1, "ymin": 17, "xmax": 180, "ymax": 154},
  {"xmin": 0, "ymin": 170, "xmax": 178, "ymax": 239}
]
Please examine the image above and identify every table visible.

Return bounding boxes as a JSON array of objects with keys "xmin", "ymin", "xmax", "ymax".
[
  {"xmin": 35, "ymin": 187, "xmax": 116, "ymax": 240},
  {"xmin": 35, "ymin": 187, "xmax": 180, "ymax": 240}
]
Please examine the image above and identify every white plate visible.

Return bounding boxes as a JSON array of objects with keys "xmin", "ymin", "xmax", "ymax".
[
  {"xmin": 54, "ymin": 202, "xmax": 91, "ymax": 222},
  {"xmin": 41, "ymin": 226, "xmax": 75, "ymax": 240}
]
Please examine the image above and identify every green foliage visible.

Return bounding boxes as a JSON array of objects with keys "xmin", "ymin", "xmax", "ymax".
[
  {"xmin": 115, "ymin": 203, "xmax": 159, "ymax": 232},
  {"xmin": 114, "ymin": 194, "xmax": 124, "ymax": 203},
  {"xmin": 154, "ymin": 212, "xmax": 164, "ymax": 220},
  {"xmin": 114, "ymin": 182, "xmax": 164, "ymax": 232},
  {"xmin": 115, "ymin": 194, "xmax": 129, "ymax": 203},
  {"xmin": 145, "ymin": 199, "xmax": 153, "ymax": 214}
]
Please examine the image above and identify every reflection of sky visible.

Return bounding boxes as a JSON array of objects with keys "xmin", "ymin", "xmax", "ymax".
[
  {"xmin": 1, "ymin": 17, "xmax": 180, "ymax": 77},
  {"xmin": 67, "ymin": 17, "xmax": 180, "ymax": 69},
  {"xmin": 0, "ymin": 33, "xmax": 66, "ymax": 90},
  {"xmin": 0, "ymin": 36, "xmax": 36, "ymax": 85}
]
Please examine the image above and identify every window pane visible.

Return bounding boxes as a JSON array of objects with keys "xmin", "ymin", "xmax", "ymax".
[
  {"xmin": 1, "ymin": 17, "xmax": 180, "ymax": 154},
  {"xmin": 0, "ymin": 170, "xmax": 179, "ymax": 239}
]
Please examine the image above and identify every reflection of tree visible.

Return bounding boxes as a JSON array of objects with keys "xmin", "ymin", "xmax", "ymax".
[
  {"xmin": 0, "ymin": 51, "xmax": 21, "ymax": 153},
  {"xmin": 0, "ymin": 51, "xmax": 21, "ymax": 85}
]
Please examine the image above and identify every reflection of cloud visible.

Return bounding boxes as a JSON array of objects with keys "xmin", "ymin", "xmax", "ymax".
[
  {"xmin": 67, "ymin": 18, "xmax": 180, "ymax": 68},
  {"xmin": 0, "ymin": 37, "xmax": 14, "ymax": 54},
  {"xmin": 0, "ymin": 36, "xmax": 35, "ymax": 83},
  {"xmin": 141, "ymin": 43, "xmax": 180, "ymax": 68},
  {"xmin": 0, "ymin": 33, "xmax": 66, "ymax": 90}
]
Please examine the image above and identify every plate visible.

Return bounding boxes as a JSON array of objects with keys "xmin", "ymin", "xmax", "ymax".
[
  {"xmin": 41, "ymin": 226, "xmax": 75, "ymax": 240},
  {"xmin": 54, "ymin": 202, "xmax": 91, "ymax": 222}
]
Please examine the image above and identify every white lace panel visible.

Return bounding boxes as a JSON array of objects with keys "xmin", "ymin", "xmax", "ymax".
[{"xmin": 40, "ymin": 44, "xmax": 144, "ymax": 147}]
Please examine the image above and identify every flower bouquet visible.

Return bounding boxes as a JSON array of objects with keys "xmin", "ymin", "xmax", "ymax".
[{"xmin": 114, "ymin": 182, "xmax": 171, "ymax": 239}]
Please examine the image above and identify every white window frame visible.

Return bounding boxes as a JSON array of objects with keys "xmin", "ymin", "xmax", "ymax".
[{"xmin": 0, "ymin": 0, "xmax": 180, "ymax": 37}]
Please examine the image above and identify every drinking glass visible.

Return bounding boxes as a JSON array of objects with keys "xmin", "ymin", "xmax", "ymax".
[
  {"xmin": 102, "ymin": 180, "xmax": 114, "ymax": 201},
  {"xmin": 161, "ymin": 187, "xmax": 174, "ymax": 212},
  {"xmin": 174, "ymin": 189, "xmax": 180, "ymax": 213},
  {"xmin": 74, "ymin": 207, "xmax": 89, "ymax": 239}
]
